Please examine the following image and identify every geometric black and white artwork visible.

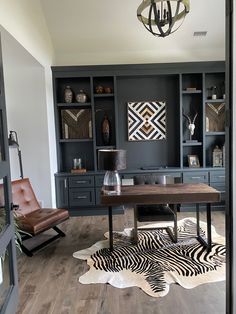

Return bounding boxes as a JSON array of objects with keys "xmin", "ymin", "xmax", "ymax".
[{"xmin": 127, "ymin": 101, "xmax": 166, "ymax": 141}]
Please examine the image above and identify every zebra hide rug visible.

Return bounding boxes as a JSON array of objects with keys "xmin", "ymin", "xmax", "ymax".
[{"xmin": 73, "ymin": 218, "xmax": 225, "ymax": 297}]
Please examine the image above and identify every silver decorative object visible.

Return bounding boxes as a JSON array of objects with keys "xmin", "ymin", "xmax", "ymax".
[
  {"xmin": 212, "ymin": 145, "xmax": 223, "ymax": 167},
  {"xmin": 183, "ymin": 111, "xmax": 198, "ymax": 141},
  {"xmin": 76, "ymin": 90, "xmax": 88, "ymax": 103}
]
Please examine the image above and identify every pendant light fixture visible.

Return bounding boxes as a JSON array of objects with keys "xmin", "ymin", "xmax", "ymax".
[{"xmin": 137, "ymin": 0, "xmax": 190, "ymax": 37}]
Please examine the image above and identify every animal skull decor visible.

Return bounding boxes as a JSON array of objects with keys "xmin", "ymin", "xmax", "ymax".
[{"xmin": 183, "ymin": 111, "xmax": 198, "ymax": 141}]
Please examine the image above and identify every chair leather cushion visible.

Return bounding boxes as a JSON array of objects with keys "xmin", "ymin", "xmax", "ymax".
[
  {"xmin": 137, "ymin": 205, "xmax": 175, "ymax": 222},
  {"xmin": 12, "ymin": 178, "xmax": 41, "ymax": 215},
  {"xmin": 17, "ymin": 208, "xmax": 69, "ymax": 235}
]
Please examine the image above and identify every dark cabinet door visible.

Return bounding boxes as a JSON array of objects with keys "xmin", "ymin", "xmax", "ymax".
[
  {"xmin": 55, "ymin": 177, "xmax": 69, "ymax": 208},
  {"xmin": 0, "ymin": 34, "xmax": 19, "ymax": 314}
]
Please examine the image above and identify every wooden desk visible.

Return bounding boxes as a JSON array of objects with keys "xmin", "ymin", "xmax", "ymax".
[{"xmin": 101, "ymin": 183, "xmax": 221, "ymax": 251}]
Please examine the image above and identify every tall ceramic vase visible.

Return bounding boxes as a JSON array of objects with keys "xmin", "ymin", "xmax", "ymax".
[
  {"xmin": 64, "ymin": 86, "xmax": 73, "ymax": 103},
  {"xmin": 101, "ymin": 114, "xmax": 111, "ymax": 145}
]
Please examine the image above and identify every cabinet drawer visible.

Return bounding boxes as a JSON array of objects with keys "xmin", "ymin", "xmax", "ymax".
[
  {"xmin": 69, "ymin": 188, "xmax": 95, "ymax": 206},
  {"xmin": 183, "ymin": 172, "xmax": 208, "ymax": 183},
  {"xmin": 95, "ymin": 175, "xmax": 104, "ymax": 187},
  {"xmin": 69, "ymin": 176, "xmax": 94, "ymax": 188},
  {"xmin": 210, "ymin": 171, "xmax": 225, "ymax": 183}
]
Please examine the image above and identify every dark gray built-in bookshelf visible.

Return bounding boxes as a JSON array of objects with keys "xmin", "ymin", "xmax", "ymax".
[{"xmin": 52, "ymin": 62, "xmax": 225, "ymax": 216}]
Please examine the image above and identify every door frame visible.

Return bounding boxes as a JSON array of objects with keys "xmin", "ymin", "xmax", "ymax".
[
  {"xmin": 0, "ymin": 34, "xmax": 18, "ymax": 314},
  {"xmin": 226, "ymin": 0, "xmax": 234, "ymax": 313}
]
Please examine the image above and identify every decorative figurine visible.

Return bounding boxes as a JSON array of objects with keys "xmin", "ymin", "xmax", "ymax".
[
  {"xmin": 102, "ymin": 114, "xmax": 111, "ymax": 145},
  {"xmin": 183, "ymin": 110, "xmax": 198, "ymax": 142},
  {"xmin": 104, "ymin": 87, "xmax": 112, "ymax": 94},
  {"xmin": 64, "ymin": 86, "xmax": 73, "ymax": 103},
  {"xmin": 211, "ymin": 86, "xmax": 217, "ymax": 100},
  {"xmin": 213, "ymin": 145, "xmax": 223, "ymax": 167},
  {"xmin": 95, "ymin": 85, "xmax": 104, "ymax": 94}
]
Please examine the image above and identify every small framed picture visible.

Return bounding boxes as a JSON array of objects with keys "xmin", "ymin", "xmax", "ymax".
[{"xmin": 188, "ymin": 155, "xmax": 200, "ymax": 168}]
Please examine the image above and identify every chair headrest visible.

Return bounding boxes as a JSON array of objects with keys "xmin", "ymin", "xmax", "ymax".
[{"xmin": 11, "ymin": 178, "xmax": 41, "ymax": 215}]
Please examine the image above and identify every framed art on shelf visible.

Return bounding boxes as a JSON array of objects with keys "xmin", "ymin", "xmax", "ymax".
[
  {"xmin": 61, "ymin": 108, "xmax": 92, "ymax": 139},
  {"xmin": 205, "ymin": 102, "xmax": 225, "ymax": 132},
  {"xmin": 188, "ymin": 155, "xmax": 200, "ymax": 168}
]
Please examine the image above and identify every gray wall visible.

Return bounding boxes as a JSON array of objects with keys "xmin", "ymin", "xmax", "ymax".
[{"xmin": 117, "ymin": 75, "xmax": 180, "ymax": 169}]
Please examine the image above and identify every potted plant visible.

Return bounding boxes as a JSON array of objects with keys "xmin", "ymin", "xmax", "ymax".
[{"xmin": 0, "ymin": 209, "xmax": 30, "ymax": 283}]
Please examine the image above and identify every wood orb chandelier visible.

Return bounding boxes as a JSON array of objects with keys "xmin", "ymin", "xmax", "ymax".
[{"xmin": 137, "ymin": 0, "xmax": 190, "ymax": 37}]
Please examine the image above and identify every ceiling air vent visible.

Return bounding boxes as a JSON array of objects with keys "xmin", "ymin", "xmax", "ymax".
[{"xmin": 193, "ymin": 31, "xmax": 207, "ymax": 37}]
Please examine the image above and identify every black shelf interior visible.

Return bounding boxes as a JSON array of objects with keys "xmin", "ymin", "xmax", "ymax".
[
  {"xmin": 182, "ymin": 73, "xmax": 202, "ymax": 91},
  {"xmin": 94, "ymin": 99, "xmax": 116, "ymax": 147},
  {"xmin": 205, "ymin": 135, "xmax": 225, "ymax": 167},
  {"xmin": 205, "ymin": 72, "xmax": 225, "ymax": 100},
  {"xmin": 56, "ymin": 77, "xmax": 91, "ymax": 103},
  {"xmin": 182, "ymin": 93, "xmax": 203, "ymax": 143},
  {"xmin": 93, "ymin": 76, "xmax": 114, "ymax": 95},
  {"xmin": 60, "ymin": 141, "xmax": 94, "ymax": 172},
  {"xmin": 53, "ymin": 64, "xmax": 225, "ymax": 174},
  {"xmin": 183, "ymin": 146, "xmax": 203, "ymax": 168}
]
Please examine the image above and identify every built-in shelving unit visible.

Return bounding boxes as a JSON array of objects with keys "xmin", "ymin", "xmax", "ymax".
[{"xmin": 52, "ymin": 62, "xmax": 225, "ymax": 216}]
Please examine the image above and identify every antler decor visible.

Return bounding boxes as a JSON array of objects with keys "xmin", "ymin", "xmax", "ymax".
[{"xmin": 182, "ymin": 110, "xmax": 198, "ymax": 141}]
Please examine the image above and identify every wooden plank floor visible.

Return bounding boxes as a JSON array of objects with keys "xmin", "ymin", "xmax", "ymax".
[{"xmin": 16, "ymin": 210, "xmax": 226, "ymax": 314}]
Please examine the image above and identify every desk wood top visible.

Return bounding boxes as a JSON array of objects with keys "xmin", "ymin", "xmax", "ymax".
[{"xmin": 100, "ymin": 183, "xmax": 221, "ymax": 205}]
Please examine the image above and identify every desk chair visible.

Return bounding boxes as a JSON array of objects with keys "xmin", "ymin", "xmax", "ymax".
[{"xmin": 133, "ymin": 174, "xmax": 179, "ymax": 243}]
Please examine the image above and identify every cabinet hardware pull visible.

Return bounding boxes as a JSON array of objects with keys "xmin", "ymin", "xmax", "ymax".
[
  {"xmin": 191, "ymin": 176, "xmax": 201, "ymax": 179},
  {"xmin": 218, "ymin": 176, "xmax": 225, "ymax": 178},
  {"xmin": 64, "ymin": 179, "xmax": 67, "ymax": 189},
  {"xmin": 76, "ymin": 196, "xmax": 87, "ymax": 199},
  {"xmin": 76, "ymin": 180, "xmax": 87, "ymax": 184}
]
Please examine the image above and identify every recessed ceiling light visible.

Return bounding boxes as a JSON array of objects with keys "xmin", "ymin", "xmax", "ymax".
[{"xmin": 193, "ymin": 31, "xmax": 207, "ymax": 37}]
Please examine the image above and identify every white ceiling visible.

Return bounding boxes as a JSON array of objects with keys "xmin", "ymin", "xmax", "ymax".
[{"xmin": 40, "ymin": 0, "xmax": 225, "ymax": 66}]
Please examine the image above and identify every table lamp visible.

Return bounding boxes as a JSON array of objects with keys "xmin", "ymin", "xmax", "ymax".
[{"xmin": 98, "ymin": 149, "xmax": 126, "ymax": 195}]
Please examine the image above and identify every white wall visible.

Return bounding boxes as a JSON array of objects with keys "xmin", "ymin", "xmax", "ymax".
[
  {"xmin": 0, "ymin": 0, "xmax": 57, "ymax": 206},
  {"xmin": 1, "ymin": 29, "xmax": 52, "ymax": 206}
]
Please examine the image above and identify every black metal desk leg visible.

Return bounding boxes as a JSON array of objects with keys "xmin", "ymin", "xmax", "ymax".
[
  {"xmin": 196, "ymin": 203, "xmax": 200, "ymax": 237},
  {"xmin": 108, "ymin": 206, "xmax": 113, "ymax": 251},
  {"xmin": 173, "ymin": 204, "xmax": 178, "ymax": 242},
  {"xmin": 207, "ymin": 203, "xmax": 212, "ymax": 249},
  {"xmin": 133, "ymin": 205, "xmax": 138, "ymax": 244}
]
